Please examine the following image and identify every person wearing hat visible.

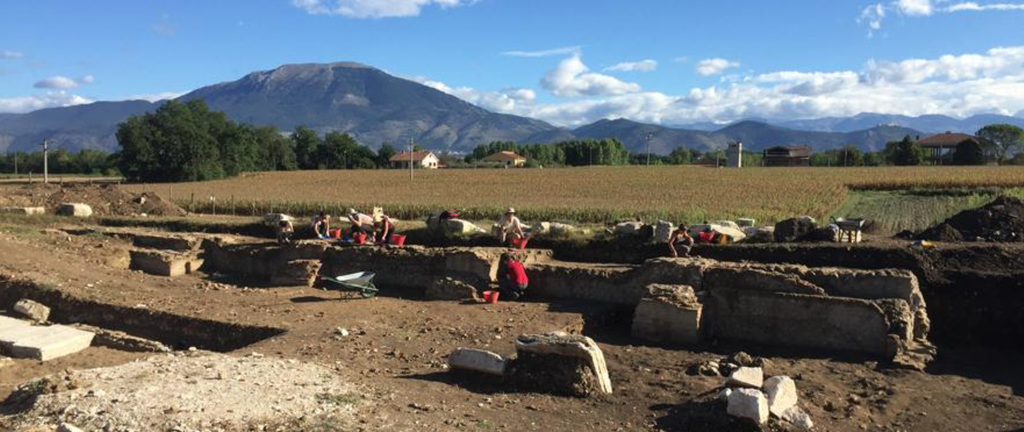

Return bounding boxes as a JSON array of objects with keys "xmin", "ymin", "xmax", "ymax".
[
  {"xmin": 347, "ymin": 208, "xmax": 374, "ymax": 237},
  {"xmin": 496, "ymin": 207, "xmax": 525, "ymax": 244}
]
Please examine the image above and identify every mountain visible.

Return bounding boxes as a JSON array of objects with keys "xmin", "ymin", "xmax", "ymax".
[
  {"xmin": 779, "ymin": 112, "xmax": 1024, "ymax": 134},
  {"xmin": 1016, "ymin": 109, "xmax": 1024, "ymax": 119},
  {"xmin": 0, "ymin": 100, "xmax": 157, "ymax": 153},
  {"xmin": 569, "ymin": 119, "xmax": 920, "ymax": 154},
  {"xmin": 0, "ymin": 62, "xmax": 562, "ymax": 154}
]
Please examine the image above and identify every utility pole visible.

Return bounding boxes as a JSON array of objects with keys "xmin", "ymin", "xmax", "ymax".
[
  {"xmin": 41, "ymin": 139, "xmax": 49, "ymax": 184},
  {"xmin": 408, "ymin": 137, "xmax": 414, "ymax": 180},
  {"xmin": 645, "ymin": 132, "xmax": 653, "ymax": 166},
  {"xmin": 13, "ymin": 153, "xmax": 17, "ymax": 176}
]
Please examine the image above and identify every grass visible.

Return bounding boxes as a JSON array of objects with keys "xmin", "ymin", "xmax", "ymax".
[
  {"xmin": 316, "ymin": 392, "xmax": 361, "ymax": 406},
  {"xmin": 832, "ymin": 188, "xmax": 1009, "ymax": 234},
  {"xmin": 121, "ymin": 166, "xmax": 1024, "ymax": 226}
]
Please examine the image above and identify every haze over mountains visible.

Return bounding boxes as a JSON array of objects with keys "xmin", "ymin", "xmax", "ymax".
[{"xmin": 2, "ymin": 62, "xmax": 1023, "ymax": 156}]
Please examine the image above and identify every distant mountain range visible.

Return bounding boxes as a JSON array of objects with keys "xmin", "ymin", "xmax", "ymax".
[{"xmin": 1, "ymin": 61, "xmax": 1022, "ymax": 156}]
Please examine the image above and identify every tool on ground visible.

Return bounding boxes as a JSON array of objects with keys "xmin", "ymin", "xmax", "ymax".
[
  {"xmin": 320, "ymin": 271, "xmax": 378, "ymax": 298},
  {"xmin": 831, "ymin": 217, "xmax": 865, "ymax": 243}
]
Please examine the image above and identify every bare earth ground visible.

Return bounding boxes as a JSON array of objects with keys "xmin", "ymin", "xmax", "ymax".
[{"xmin": 0, "ymin": 222, "xmax": 1022, "ymax": 431}]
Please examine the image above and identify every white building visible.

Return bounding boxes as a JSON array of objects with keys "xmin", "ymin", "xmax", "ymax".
[
  {"xmin": 726, "ymin": 142, "xmax": 743, "ymax": 168},
  {"xmin": 389, "ymin": 151, "xmax": 440, "ymax": 169}
]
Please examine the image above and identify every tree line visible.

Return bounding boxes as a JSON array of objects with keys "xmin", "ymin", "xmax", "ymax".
[
  {"xmin": 0, "ymin": 148, "xmax": 116, "ymax": 176},
  {"xmin": 463, "ymin": 139, "xmax": 631, "ymax": 167}
]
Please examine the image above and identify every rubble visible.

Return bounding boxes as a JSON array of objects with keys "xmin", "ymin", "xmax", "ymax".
[
  {"xmin": 56, "ymin": 203, "xmax": 93, "ymax": 218},
  {"xmin": 774, "ymin": 216, "xmax": 816, "ymax": 242},
  {"xmin": 918, "ymin": 196, "xmax": 1024, "ymax": 242},
  {"xmin": 726, "ymin": 367, "xmax": 763, "ymax": 389},
  {"xmin": 726, "ymin": 388, "xmax": 769, "ymax": 424},
  {"xmin": 448, "ymin": 348, "xmax": 507, "ymax": 376},
  {"xmin": 631, "ymin": 284, "xmax": 702, "ymax": 345},
  {"xmin": 13, "ymin": 298, "xmax": 51, "ymax": 322},
  {"xmin": 426, "ymin": 277, "xmax": 480, "ymax": 301},
  {"xmin": 763, "ymin": 375, "xmax": 798, "ymax": 417},
  {"xmin": 510, "ymin": 332, "xmax": 612, "ymax": 397}
]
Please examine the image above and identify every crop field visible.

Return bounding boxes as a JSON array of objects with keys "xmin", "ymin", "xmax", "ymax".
[{"xmin": 124, "ymin": 166, "xmax": 1024, "ymax": 225}]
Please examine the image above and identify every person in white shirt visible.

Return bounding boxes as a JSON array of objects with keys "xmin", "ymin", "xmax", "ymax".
[
  {"xmin": 496, "ymin": 207, "xmax": 525, "ymax": 244},
  {"xmin": 347, "ymin": 208, "xmax": 374, "ymax": 236}
]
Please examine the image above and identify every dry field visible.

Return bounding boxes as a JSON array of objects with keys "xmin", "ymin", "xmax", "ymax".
[{"xmin": 124, "ymin": 165, "xmax": 1024, "ymax": 224}]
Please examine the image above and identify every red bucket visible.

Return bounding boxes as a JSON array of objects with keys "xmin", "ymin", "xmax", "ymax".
[
  {"xmin": 329, "ymin": 228, "xmax": 342, "ymax": 239},
  {"xmin": 510, "ymin": 237, "xmax": 529, "ymax": 250},
  {"xmin": 353, "ymin": 232, "xmax": 367, "ymax": 245},
  {"xmin": 482, "ymin": 290, "xmax": 500, "ymax": 304},
  {"xmin": 390, "ymin": 234, "xmax": 407, "ymax": 246}
]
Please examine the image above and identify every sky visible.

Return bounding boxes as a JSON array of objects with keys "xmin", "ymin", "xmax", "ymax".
[{"xmin": 2, "ymin": 0, "xmax": 1024, "ymax": 126}]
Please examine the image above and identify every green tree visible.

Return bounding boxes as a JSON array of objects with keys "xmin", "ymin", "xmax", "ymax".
[
  {"xmin": 291, "ymin": 126, "xmax": 321, "ymax": 170},
  {"xmin": 254, "ymin": 126, "xmax": 297, "ymax": 171},
  {"xmin": 891, "ymin": 135, "xmax": 923, "ymax": 166},
  {"xmin": 953, "ymin": 139, "xmax": 986, "ymax": 166},
  {"xmin": 377, "ymin": 143, "xmax": 397, "ymax": 168},
  {"xmin": 115, "ymin": 100, "xmax": 225, "ymax": 182},
  {"xmin": 319, "ymin": 132, "xmax": 376, "ymax": 169},
  {"xmin": 666, "ymin": 147, "xmax": 692, "ymax": 165},
  {"xmin": 976, "ymin": 124, "xmax": 1024, "ymax": 164},
  {"xmin": 836, "ymin": 145, "xmax": 864, "ymax": 167}
]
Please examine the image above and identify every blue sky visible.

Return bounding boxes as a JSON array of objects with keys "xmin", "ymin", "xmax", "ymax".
[{"xmin": 3, "ymin": 0, "xmax": 1024, "ymax": 125}]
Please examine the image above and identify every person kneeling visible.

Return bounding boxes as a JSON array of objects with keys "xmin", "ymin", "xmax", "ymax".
[{"xmin": 497, "ymin": 253, "xmax": 529, "ymax": 301}]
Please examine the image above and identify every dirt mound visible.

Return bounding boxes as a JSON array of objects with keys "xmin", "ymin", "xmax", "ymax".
[
  {"xmin": 0, "ymin": 184, "xmax": 186, "ymax": 217},
  {"xmin": 918, "ymin": 196, "xmax": 1024, "ymax": 242},
  {"xmin": 5, "ymin": 351, "xmax": 362, "ymax": 431}
]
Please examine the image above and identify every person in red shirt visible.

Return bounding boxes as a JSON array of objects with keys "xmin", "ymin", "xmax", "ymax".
[{"xmin": 498, "ymin": 253, "xmax": 529, "ymax": 300}]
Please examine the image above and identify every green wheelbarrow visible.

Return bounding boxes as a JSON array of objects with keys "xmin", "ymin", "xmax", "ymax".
[{"xmin": 321, "ymin": 271, "xmax": 379, "ymax": 298}]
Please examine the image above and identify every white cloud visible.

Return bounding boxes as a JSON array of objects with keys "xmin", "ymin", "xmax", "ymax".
[
  {"xmin": 291, "ymin": 0, "xmax": 472, "ymax": 18},
  {"xmin": 540, "ymin": 54, "xmax": 642, "ymax": 97},
  {"xmin": 897, "ymin": 0, "xmax": 934, "ymax": 15},
  {"xmin": 123, "ymin": 91, "xmax": 187, "ymax": 102},
  {"xmin": 1, "ymin": 50, "xmax": 24, "ymax": 60},
  {"xmin": 947, "ymin": 2, "xmax": 1024, "ymax": 11},
  {"xmin": 410, "ymin": 76, "xmax": 535, "ymax": 113},
  {"xmin": 0, "ymin": 92, "xmax": 92, "ymax": 114},
  {"xmin": 861, "ymin": 0, "xmax": 1024, "ymax": 33},
  {"xmin": 695, "ymin": 58, "xmax": 740, "ymax": 76},
  {"xmin": 423, "ymin": 45, "xmax": 1024, "ymax": 128},
  {"xmin": 603, "ymin": 60, "xmax": 658, "ymax": 73},
  {"xmin": 501, "ymin": 46, "xmax": 581, "ymax": 58},
  {"xmin": 34, "ymin": 76, "xmax": 82, "ymax": 90}
]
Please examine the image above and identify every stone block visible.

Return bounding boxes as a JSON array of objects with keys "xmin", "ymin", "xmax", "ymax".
[
  {"xmin": 781, "ymin": 406, "xmax": 814, "ymax": 430},
  {"xmin": 0, "ymin": 316, "xmax": 31, "ymax": 331},
  {"xmin": 727, "ymin": 388, "xmax": 769, "ymax": 424},
  {"xmin": 705, "ymin": 266, "xmax": 826, "ymax": 295},
  {"xmin": 448, "ymin": 348, "xmax": 507, "ymax": 376},
  {"xmin": 426, "ymin": 277, "xmax": 480, "ymax": 301},
  {"xmin": 727, "ymin": 367, "xmax": 763, "ymax": 388},
  {"xmin": 9, "ymin": 325, "xmax": 94, "ymax": 361},
  {"xmin": 1, "ymin": 206, "xmax": 45, "ymax": 215},
  {"xmin": 774, "ymin": 216, "xmax": 816, "ymax": 242},
  {"xmin": 129, "ymin": 250, "xmax": 198, "ymax": 277},
  {"xmin": 269, "ymin": 259, "xmax": 322, "ymax": 287},
  {"xmin": 514, "ymin": 332, "xmax": 612, "ymax": 396},
  {"xmin": 13, "ymin": 299, "xmax": 51, "ymax": 322},
  {"xmin": 133, "ymin": 234, "xmax": 201, "ymax": 252},
  {"xmin": 763, "ymin": 375, "xmax": 798, "ymax": 417},
  {"xmin": 631, "ymin": 284, "xmax": 702, "ymax": 345},
  {"xmin": 654, "ymin": 221, "xmax": 674, "ymax": 243},
  {"xmin": 614, "ymin": 222, "xmax": 644, "ymax": 236},
  {"xmin": 708, "ymin": 289, "xmax": 893, "ymax": 355},
  {"xmin": 56, "ymin": 203, "xmax": 93, "ymax": 218}
]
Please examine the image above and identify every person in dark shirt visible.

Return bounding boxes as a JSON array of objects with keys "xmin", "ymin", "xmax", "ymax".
[
  {"xmin": 497, "ymin": 253, "xmax": 529, "ymax": 301},
  {"xmin": 668, "ymin": 224, "xmax": 694, "ymax": 258}
]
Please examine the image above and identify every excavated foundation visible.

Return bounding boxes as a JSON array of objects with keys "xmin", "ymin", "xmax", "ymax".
[{"xmin": 200, "ymin": 240, "xmax": 934, "ymax": 365}]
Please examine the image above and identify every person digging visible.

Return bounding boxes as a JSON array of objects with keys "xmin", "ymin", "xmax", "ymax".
[
  {"xmin": 496, "ymin": 253, "xmax": 529, "ymax": 301},
  {"xmin": 496, "ymin": 207, "xmax": 526, "ymax": 245},
  {"xmin": 668, "ymin": 224, "xmax": 694, "ymax": 258}
]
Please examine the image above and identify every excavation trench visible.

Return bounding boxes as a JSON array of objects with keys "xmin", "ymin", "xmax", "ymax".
[{"xmin": 0, "ymin": 276, "xmax": 285, "ymax": 352}]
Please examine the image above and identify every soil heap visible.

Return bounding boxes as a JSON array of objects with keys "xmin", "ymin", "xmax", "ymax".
[
  {"xmin": 918, "ymin": 196, "xmax": 1024, "ymax": 242},
  {"xmin": 0, "ymin": 184, "xmax": 186, "ymax": 217}
]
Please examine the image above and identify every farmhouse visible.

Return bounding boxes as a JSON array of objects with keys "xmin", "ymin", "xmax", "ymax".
[
  {"xmin": 389, "ymin": 151, "xmax": 440, "ymax": 169},
  {"xmin": 916, "ymin": 132, "xmax": 991, "ymax": 163},
  {"xmin": 762, "ymin": 145, "xmax": 812, "ymax": 167},
  {"xmin": 481, "ymin": 150, "xmax": 527, "ymax": 168}
]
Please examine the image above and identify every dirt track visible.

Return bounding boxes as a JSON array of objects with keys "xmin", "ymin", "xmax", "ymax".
[{"xmin": 0, "ymin": 222, "xmax": 1022, "ymax": 431}]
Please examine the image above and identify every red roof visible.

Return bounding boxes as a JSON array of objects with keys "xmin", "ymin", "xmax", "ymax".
[
  {"xmin": 481, "ymin": 151, "xmax": 526, "ymax": 162},
  {"xmin": 917, "ymin": 133, "xmax": 976, "ymax": 148},
  {"xmin": 389, "ymin": 151, "xmax": 435, "ymax": 162}
]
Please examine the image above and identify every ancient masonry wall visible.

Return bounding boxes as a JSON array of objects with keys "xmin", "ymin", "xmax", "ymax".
[{"xmin": 198, "ymin": 241, "xmax": 931, "ymax": 363}]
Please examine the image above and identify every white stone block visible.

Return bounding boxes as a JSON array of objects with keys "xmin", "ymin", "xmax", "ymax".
[
  {"xmin": 781, "ymin": 405, "xmax": 814, "ymax": 430},
  {"xmin": 727, "ymin": 366, "xmax": 763, "ymax": 388},
  {"xmin": 448, "ymin": 348, "xmax": 507, "ymax": 376},
  {"xmin": 13, "ymin": 299, "xmax": 51, "ymax": 322},
  {"xmin": 0, "ymin": 316, "xmax": 31, "ymax": 331},
  {"xmin": 57, "ymin": 203, "xmax": 93, "ymax": 218},
  {"xmin": 727, "ymin": 388, "xmax": 769, "ymax": 424},
  {"xmin": 763, "ymin": 375, "xmax": 798, "ymax": 417},
  {"xmin": 9, "ymin": 325, "xmax": 94, "ymax": 361}
]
